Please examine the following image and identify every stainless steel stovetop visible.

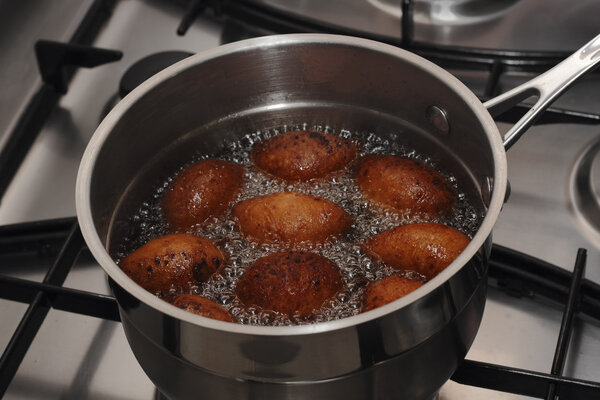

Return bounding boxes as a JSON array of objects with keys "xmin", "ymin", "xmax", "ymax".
[{"xmin": 1, "ymin": 1, "xmax": 599, "ymax": 399}]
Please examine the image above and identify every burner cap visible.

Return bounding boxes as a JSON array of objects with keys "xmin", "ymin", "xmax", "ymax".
[
  {"xmin": 119, "ymin": 51, "xmax": 194, "ymax": 98},
  {"xmin": 570, "ymin": 137, "xmax": 600, "ymax": 247},
  {"xmin": 367, "ymin": 0, "xmax": 521, "ymax": 25}
]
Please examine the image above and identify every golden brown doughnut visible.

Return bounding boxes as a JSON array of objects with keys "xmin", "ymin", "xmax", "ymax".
[
  {"xmin": 232, "ymin": 191, "xmax": 352, "ymax": 245},
  {"xmin": 120, "ymin": 233, "xmax": 225, "ymax": 295},
  {"xmin": 162, "ymin": 160, "xmax": 245, "ymax": 231},
  {"xmin": 235, "ymin": 251, "xmax": 344, "ymax": 317},
  {"xmin": 355, "ymin": 154, "xmax": 456, "ymax": 219},
  {"xmin": 361, "ymin": 275, "xmax": 424, "ymax": 312},
  {"xmin": 170, "ymin": 294, "xmax": 236, "ymax": 323},
  {"xmin": 251, "ymin": 130, "xmax": 358, "ymax": 181},
  {"xmin": 363, "ymin": 222, "xmax": 470, "ymax": 279}
]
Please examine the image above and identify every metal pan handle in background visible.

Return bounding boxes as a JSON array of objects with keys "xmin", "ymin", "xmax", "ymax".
[{"xmin": 484, "ymin": 34, "xmax": 600, "ymax": 150}]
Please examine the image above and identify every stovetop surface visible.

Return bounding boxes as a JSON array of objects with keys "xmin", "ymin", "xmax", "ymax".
[
  {"xmin": 1, "ymin": 0, "xmax": 599, "ymax": 399},
  {"xmin": 257, "ymin": 0, "xmax": 599, "ymax": 51}
]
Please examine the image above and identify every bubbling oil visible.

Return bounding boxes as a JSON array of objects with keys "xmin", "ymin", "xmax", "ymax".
[{"xmin": 115, "ymin": 124, "xmax": 485, "ymax": 326}]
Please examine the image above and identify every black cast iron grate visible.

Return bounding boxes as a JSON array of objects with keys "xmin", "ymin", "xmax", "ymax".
[
  {"xmin": 1, "ymin": 0, "xmax": 600, "ymax": 398},
  {"xmin": 0, "ymin": 0, "xmax": 121, "ymax": 205}
]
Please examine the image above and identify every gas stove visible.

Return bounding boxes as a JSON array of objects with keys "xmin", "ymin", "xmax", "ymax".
[{"xmin": 1, "ymin": 1, "xmax": 600, "ymax": 399}]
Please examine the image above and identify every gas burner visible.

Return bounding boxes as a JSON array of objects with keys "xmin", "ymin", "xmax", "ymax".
[
  {"xmin": 99, "ymin": 51, "xmax": 194, "ymax": 122},
  {"xmin": 119, "ymin": 51, "xmax": 194, "ymax": 98},
  {"xmin": 570, "ymin": 137, "xmax": 600, "ymax": 248},
  {"xmin": 367, "ymin": 0, "xmax": 522, "ymax": 25}
]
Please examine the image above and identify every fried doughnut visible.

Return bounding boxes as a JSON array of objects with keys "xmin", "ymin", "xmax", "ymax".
[
  {"xmin": 171, "ymin": 294, "xmax": 236, "ymax": 323},
  {"xmin": 354, "ymin": 154, "xmax": 456, "ymax": 219},
  {"xmin": 362, "ymin": 275, "xmax": 424, "ymax": 312},
  {"xmin": 162, "ymin": 160, "xmax": 245, "ymax": 231},
  {"xmin": 232, "ymin": 191, "xmax": 352, "ymax": 245},
  {"xmin": 251, "ymin": 130, "xmax": 358, "ymax": 181},
  {"xmin": 363, "ymin": 222, "xmax": 470, "ymax": 279},
  {"xmin": 235, "ymin": 251, "xmax": 344, "ymax": 317},
  {"xmin": 120, "ymin": 233, "xmax": 225, "ymax": 295}
]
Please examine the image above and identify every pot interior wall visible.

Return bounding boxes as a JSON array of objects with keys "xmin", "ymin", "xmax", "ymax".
[{"xmin": 86, "ymin": 39, "xmax": 497, "ymax": 251}]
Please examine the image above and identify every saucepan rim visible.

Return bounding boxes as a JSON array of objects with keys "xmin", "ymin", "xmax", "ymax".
[{"xmin": 75, "ymin": 33, "xmax": 507, "ymax": 336}]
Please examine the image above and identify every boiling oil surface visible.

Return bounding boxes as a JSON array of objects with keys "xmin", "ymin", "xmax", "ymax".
[{"xmin": 115, "ymin": 124, "xmax": 484, "ymax": 326}]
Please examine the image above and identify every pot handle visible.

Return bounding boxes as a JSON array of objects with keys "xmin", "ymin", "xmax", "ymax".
[{"xmin": 484, "ymin": 34, "xmax": 600, "ymax": 150}]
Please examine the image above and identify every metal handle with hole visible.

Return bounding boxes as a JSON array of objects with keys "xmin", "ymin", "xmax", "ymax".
[{"xmin": 484, "ymin": 34, "xmax": 600, "ymax": 150}]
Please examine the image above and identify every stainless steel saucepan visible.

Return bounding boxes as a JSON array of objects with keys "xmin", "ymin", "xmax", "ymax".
[{"xmin": 76, "ymin": 34, "xmax": 600, "ymax": 400}]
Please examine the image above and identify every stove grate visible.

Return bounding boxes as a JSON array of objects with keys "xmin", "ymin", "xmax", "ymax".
[
  {"xmin": 452, "ymin": 248, "xmax": 600, "ymax": 399},
  {"xmin": 0, "ymin": 0, "xmax": 118, "ymax": 205},
  {"xmin": 1, "ymin": 0, "xmax": 600, "ymax": 398},
  {"xmin": 0, "ymin": 222, "xmax": 82, "ymax": 396},
  {"xmin": 0, "ymin": 217, "xmax": 599, "ymax": 398}
]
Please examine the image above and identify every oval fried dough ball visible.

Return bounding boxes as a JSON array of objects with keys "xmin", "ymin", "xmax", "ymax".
[
  {"xmin": 162, "ymin": 160, "xmax": 245, "ymax": 231},
  {"xmin": 171, "ymin": 294, "xmax": 236, "ymax": 323},
  {"xmin": 232, "ymin": 192, "xmax": 352, "ymax": 245},
  {"xmin": 235, "ymin": 251, "xmax": 344, "ymax": 317},
  {"xmin": 355, "ymin": 154, "xmax": 456, "ymax": 219},
  {"xmin": 362, "ymin": 275, "xmax": 424, "ymax": 312},
  {"xmin": 120, "ymin": 233, "xmax": 225, "ymax": 295},
  {"xmin": 363, "ymin": 223, "xmax": 470, "ymax": 280},
  {"xmin": 251, "ymin": 130, "xmax": 358, "ymax": 181}
]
